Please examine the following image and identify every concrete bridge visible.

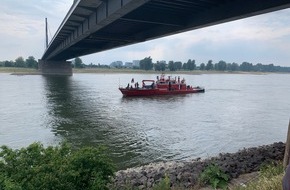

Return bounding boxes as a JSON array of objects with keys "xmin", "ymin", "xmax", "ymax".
[{"xmin": 39, "ymin": 0, "xmax": 290, "ymax": 75}]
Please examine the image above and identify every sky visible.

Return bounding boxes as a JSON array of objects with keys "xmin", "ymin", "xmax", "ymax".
[{"xmin": 1, "ymin": 0, "xmax": 290, "ymax": 66}]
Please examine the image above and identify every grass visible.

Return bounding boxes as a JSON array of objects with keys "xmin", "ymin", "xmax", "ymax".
[
  {"xmin": 233, "ymin": 161, "xmax": 284, "ymax": 190},
  {"xmin": 233, "ymin": 174, "xmax": 283, "ymax": 190}
]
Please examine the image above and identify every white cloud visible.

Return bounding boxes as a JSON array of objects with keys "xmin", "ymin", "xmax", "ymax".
[{"xmin": 0, "ymin": 0, "xmax": 71, "ymax": 60}]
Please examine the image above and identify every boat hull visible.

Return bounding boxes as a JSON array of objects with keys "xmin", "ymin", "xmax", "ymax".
[{"xmin": 119, "ymin": 87, "xmax": 205, "ymax": 97}]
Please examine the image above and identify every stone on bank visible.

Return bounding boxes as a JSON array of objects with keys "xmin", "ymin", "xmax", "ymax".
[{"xmin": 110, "ymin": 142, "xmax": 285, "ymax": 189}]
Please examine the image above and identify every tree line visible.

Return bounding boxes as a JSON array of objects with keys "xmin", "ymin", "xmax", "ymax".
[
  {"xmin": 139, "ymin": 57, "xmax": 290, "ymax": 73},
  {"xmin": 2, "ymin": 56, "xmax": 290, "ymax": 73},
  {"xmin": 0, "ymin": 56, "xmax": 85, "ymax": 69},
  {"xmin": 0, "ymin": 56, "xmax": 38, "ymax": 68},
  {"xmin": 0, "ymin": 57, "xmax": 109, "ymax": 69}
]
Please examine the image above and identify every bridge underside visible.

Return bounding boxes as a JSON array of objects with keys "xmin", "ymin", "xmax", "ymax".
[{"xmin": 40, "ymin": 0, "xmax": 290, "ymax": 75}]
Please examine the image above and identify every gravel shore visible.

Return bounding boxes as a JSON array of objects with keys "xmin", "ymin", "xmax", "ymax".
[{"xmin": 111, "ymin": 142, "xmax": 285, "ymax": 189}]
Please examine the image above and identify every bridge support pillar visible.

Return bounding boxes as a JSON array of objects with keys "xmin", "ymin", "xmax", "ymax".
[{"xmin": 38, "ymin": 60, "xmax": 72, "ymax": 76}]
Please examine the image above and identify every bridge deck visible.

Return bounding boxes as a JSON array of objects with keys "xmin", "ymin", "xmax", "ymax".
[{"xmin": 42, "ymin": 0, "xmax": 290, "ymax": 61}]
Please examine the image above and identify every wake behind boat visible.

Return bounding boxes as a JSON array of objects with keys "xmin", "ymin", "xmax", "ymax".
[{"xmin": 119, "ymin": 74, "xmax": 205, "ymax": 97}]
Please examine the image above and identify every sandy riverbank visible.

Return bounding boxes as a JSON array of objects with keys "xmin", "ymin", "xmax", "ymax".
[{"xmin": 0, "ymin": 67, "xmax": 41, "ymax": 74}]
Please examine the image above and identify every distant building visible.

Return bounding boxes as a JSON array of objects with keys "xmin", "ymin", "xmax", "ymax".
[
  {"xmin": 132, "ymin": 60, "xmax": 140, "ymax": 67},
  {"xmin": 110, "ymin": 61, "xmax": 123, "ymax": 67},
  {"xmin": 124, "ymin": 62, "xmax": 133, "ymax": 68}
]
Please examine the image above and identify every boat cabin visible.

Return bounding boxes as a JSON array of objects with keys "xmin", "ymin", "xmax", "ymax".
[
  {"xmin": 142, "ymin": 80, "xmax": 155, "ymax": 89},
  {"xmin": 156, "ymin": 74, "xmax": 188, "ymax": 90}
]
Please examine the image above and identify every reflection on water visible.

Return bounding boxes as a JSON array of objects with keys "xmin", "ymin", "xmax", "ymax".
[
  {"xmin": 44, "ymin": 76, "xmax": 74, "ymax": 133},
  {"xmin": 42, "ymin": 76, "xmax": 149, "ymax": 169},
  {"xmin": 1, "ymin": 73, "xmax": 290, "ymax": 170}
]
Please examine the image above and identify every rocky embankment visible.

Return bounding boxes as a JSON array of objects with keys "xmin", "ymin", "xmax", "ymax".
[{"xmin": 111, "ymin": 142, "xmax": 285, "ymax": 189}]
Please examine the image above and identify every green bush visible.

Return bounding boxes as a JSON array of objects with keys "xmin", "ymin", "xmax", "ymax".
[
  {"xmin": 153, "ymin": 174, "xmax": 171, "ymax": 190},
  {"xmin": 200, "ymin": 163, "xmax": 229, "ymax": 189},
  {"xmin": 0, "ymin": 142, "xmax": 115, "ymax": 190}
]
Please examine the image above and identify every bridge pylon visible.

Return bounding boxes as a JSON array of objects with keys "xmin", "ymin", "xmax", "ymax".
[{"xmin": 38, "ymin": 60, "xmax": 72, "ymax": 76}]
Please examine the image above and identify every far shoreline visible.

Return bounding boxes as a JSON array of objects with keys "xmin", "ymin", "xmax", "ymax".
[{"xmin": 1, "ymin": 67, "xmax": 289, "ymax": 75}]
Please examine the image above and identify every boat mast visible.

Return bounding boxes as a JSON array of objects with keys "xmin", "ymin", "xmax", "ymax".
[{"xmin": 45, "ymin": 18, "xmax": 48, "ymax": 48}]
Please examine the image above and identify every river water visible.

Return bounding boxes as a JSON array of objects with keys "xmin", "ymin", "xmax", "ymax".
[{"xmin": 0, "ymin": 72, "xmax": 289, "ymax": 169}]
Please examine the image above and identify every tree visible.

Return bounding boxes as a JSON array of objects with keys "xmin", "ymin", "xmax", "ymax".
[
  {"xmin": 4, "ymin": 60, "xmax": 14, "ymax": 67},
  {"xmin": 160, "ymin": 62, "xmax": 166, "ymax": 71},
  {"xmin": 174, "ymin": 61, "xmax": 182, "ymax": 70},
  {"xmin": 182, "ymin": 63, "xmax": 187, "ymax": 70},
  {"xmin": 217, "ymin": 60, "xmax": 227, "ymax": 71},
  {"xmin": 0, "ymin": 142, "xmax": 114, "ymax": 190},
  {"xmin": 266, "ymin": 63, "xmax": 275, "ymax": 72},
  {"xmin": 240, "ymin": 62, "xmax": 253, "ymax": 71},
  {"xmin": 139, "ymin": 57, "xmax": 153, "ymax": 70},
  {"xmin": 74, "ymin": 57, "xmax": 84, "ymax": 68},
  {"xmin": 227, "ymin": 62, "xmax": 239, "ymax": 71},
  {"xmin": 15, "ymin": 57, "xmax": 26, "ymax": 67},
  {"xmin": 214, "ymin": 63, "xmax": 218, "ymax": 70},
  {"xmin": 186, "ymin": 59, "xmax": 196, "ymax": 70},
  {"xmin": 254, "ymin": 63, "xmax": 263, "ymax": 72},
  {"xmin": 26, "ymin": 56, "xmax": 38, "ymax": 68},
  {"xmin": 200, "ymin": 63, "xmax": 205, "ymax": 70},
  {"xmin": 154, "ymin": 61, "xmax": 166, "ymax": 71},
  {"xmin": 168, "ymin": 60, "xmax": 176, "ymax": 71},
  {"xmin": 205, "ymin": 60, "xmax": 213, "ymax": 70},
  {"xmin": 232, "ymin": 62, "xmax": 239, "ymax": 71}
]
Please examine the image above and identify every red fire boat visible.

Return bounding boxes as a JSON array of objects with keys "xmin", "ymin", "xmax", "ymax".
[{"xmin": 119, "ymin": 74, "xmax": 205, "ymax": 97}]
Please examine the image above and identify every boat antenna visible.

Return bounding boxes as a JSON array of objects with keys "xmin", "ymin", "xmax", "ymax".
[{"xmin": 45, "ymin": 18, "xmax": 48, "ymax": 48}]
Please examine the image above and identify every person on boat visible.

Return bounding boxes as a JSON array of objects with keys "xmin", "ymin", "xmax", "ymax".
[
  {"xmin": 151, "ymin": 82, "xmax": 155, "ymax": 89},
  {"xmin": 136, "ymin": 82, "xmax": 139, "ymax": 88},
  {"xmin": 142, "ymin": 81, "xmax": 145, "ymax": 88},
  {"xmin": 131, "ymin": 78, "xmax": 134, "ymax": 83},
  {"xmin": 126, "ymin": 83, "xmax": 130, "ymax": 89},
  {"xmin": 160, "ymin": 74, "xmax": 165, "ymax": 82}
]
